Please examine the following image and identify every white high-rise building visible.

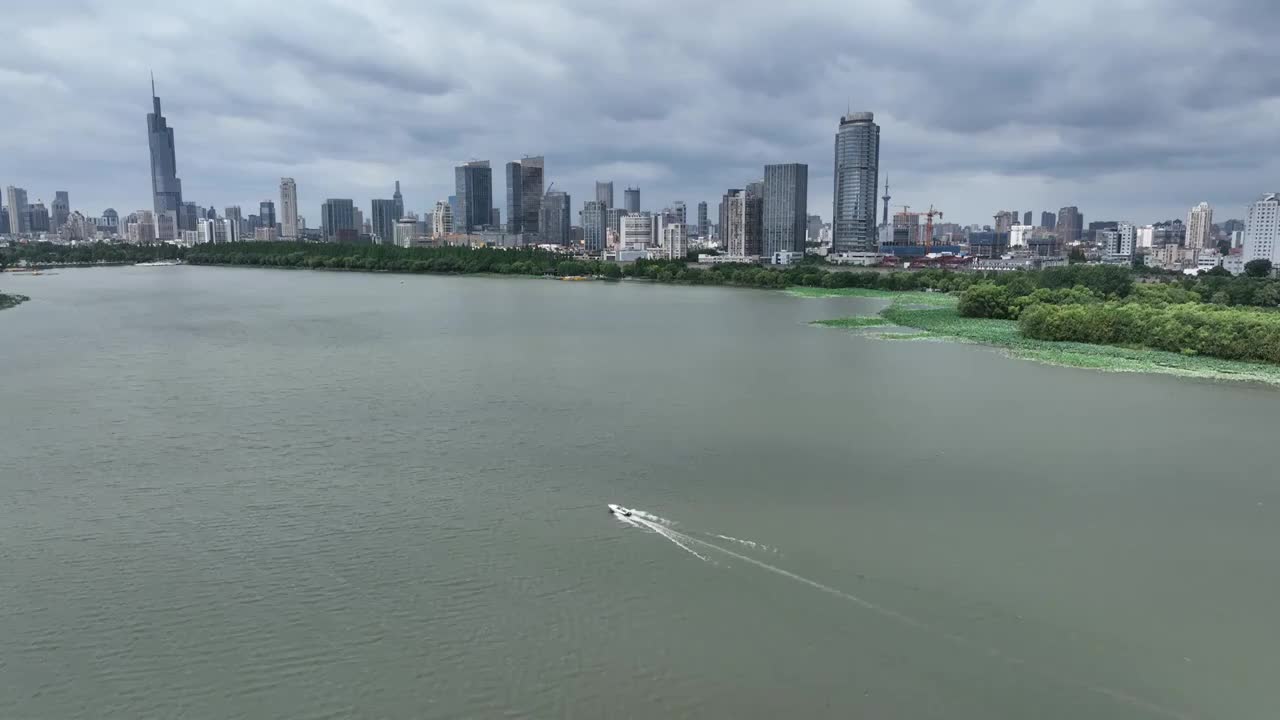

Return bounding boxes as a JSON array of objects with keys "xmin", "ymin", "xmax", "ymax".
[
  {"xmin": 279, "ymin": 178, "xmax": 298, "ymax": 239},
  {"xmin": 662, "ymin": 222, "xmax": 688, "ymax": 259},
  {"xmin": 1242, "ymin": 193, "xmax": 1280, "ymax": 270},
  {"xmin": 1101, "ymin": 222, "xmax": 1136, "ymax": 260},
  {"xmin": 1137, "ymin": 225, "xmax": 1156, "ymax": 249},
  {"xmin": 1186, "ymin": 202, "xmax": 1213, "ymax": 249},
  {"xmin": 1009, "ymin": 224, "xmax": 1035, "ymax": 248},
  {"xmin": 432, "ymin": 201, "xmax": 453, "ymax": 237},
  {"xmin": 620, "ymin": 213, "xmax": 653, "ymax": 250}
]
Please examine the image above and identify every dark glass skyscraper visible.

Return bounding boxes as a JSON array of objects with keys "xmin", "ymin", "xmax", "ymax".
[
  {"xmin": 392, "ymin": 180, "xmax": 404, "ymax": 220},
  {"xmin": 259, "ymin": 200, "xmax": 276, "ymax": 230},
  {"xmin": 595, "ymin": 181, "xmax": 614, "ymax": 209},
  {"xmin": 52, "ymin": 191, "xmax": 70, "ymax": 229},
  {"xmin": 582, "ymin": 200, "xmax": 607, "ymax": 253},
  {"xmin": 1040, "ymin": 211, "xmax": 1056, "ymax": 230},
  {"xmin": 505, "ymin": 162, "xmax": 522, "ymax": 234},
  {"xmin": 763, "ymin": 163, "xmax": 808, "ymax": 256},
  {"xmin": 520, "ymin": 157, "xmax": 544, "ymax": 236},
  {"xmin": 624, "ymin": 187, "xmax": 640, "ymax": 213},
  {"xmin": 371, "ymin": 198, "xmax": 397, "ymax": 244},
  {"xmin": 540, "ymin": 191, "xmax": 571, "ymax": 245},
  {"xmin": 454, "ymin": 161, "xmax": 493, "ymax": 233},
  {"xmin": 832, "ymin": 112, "xmax": 880, "ymax": 253},
  {"xmin": 321, "ymin": 199, "xmax": 356, "ymax": 241},
  {"xmin": 146, "ymin": 76, "xmax": 184, "ymax": 240},
  {"xmin": 697, "ymin": 201, "xmax": 708, "ymax": 238}
]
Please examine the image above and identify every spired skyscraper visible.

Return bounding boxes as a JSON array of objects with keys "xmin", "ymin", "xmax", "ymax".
[
  {"xmin": 146, "ymin": 75, "xmax": 184, "ymax": 241},
  {"xmin": 832, "ymin": 112, "xmax": 880, "ymax": 253},
  {"xmin": 392, "ymin": 181, "xmax": 404, "ymax": 221}
]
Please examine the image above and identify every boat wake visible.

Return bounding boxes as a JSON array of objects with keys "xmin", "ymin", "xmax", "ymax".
[{"xmin": 609, "ymin": 504, "xmax": 1196, "ymax": 720}]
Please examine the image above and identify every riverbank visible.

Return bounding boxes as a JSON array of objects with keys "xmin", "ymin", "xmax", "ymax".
[
  {"xmin": 803, "ymin": 288, "xmax": 1280, "ymax": 386},
  {"xmin": 0, "ymin": 292, "xmax": 30, "ymax": 311}
]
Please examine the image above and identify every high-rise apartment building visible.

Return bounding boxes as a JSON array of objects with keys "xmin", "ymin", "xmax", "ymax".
[
  {"xmin": 762, "ymin": 163, "xmax": 808, "ymax": 256},
  {"xmin": 146, "ymin": 77, "xmax": 184, "ymax": 240},
  {"xmin": 371, "ymin": 198, "xmax": 398, "ymax": 244},
  {"xmin": 672, "ymin": 201, "xmax": 686, "ymax": 225},
  {"xmin": 1040, "ymin": 211, "xmax": 1056, "ymax": 230},
  {"xmin": 663, "ymin": 223, "xmax": 688, "ymax": 259},
  {"xmin": 697, "ymin": 201, "xmax": 709, "ymax": 238},
  {"xmin": 832, "ymin": 112, "xmax": 880, "ymax": 252},
  {"xmin": 620, "ymin": 213, "xmax": 653, "ymax": 250},
  {"xmin": 624, "ymin": 187, "xmax": 640, "ymax": 213},
  {"xmin": 1243, "ymin": 193, "xmax": 1280, "ymax": 268},
  {"xmin": 321, "ymin": 199, "xmax": 356, "ymax": 241},
  {"xmin": 1187, "ymin": 202, "xmax": 1213, "ymax": 249},
  {"xmin": 520, "ymin": 156, "xmax": 543, "ymax": 236},
  {"xmin": 279, "ymin": 178, "xmax": 298, "ymax": 239},
  {"xmin": 224, "ymin": 206, "xmax": 243, "ymax": 241},
  {"xmin": 27, "ymin": 203, "xmax": 50, "ymax": 233},
  {"xmin": 454, "ymin": 161, "xmax": 493, "ymax": 233},
  {"xmin": 540, "ymin": 191, "xmax": 571, "ymax": 245},
  {"xmin": 596, "ymin": 181, "xmax": 614, "ymax": 209},
  {"xmin": 582, "ymin": 200, "xmax": 607, "ymax": 253},
  {"xmin": 51, "ymin": 191, "xmax": 70, "ymax": 229},
  {"xmin": 5, "ymin": 186, "xmax": 29, "ymax": 235},
  {"xmin": 1056, "ymin": 206, "xmax": 1083, "ymax": 242},
  {"xmin": 432, "ymin": 201, "xmax": 453, "ymax": 237},
  {"xmin": 721, "ymin": 188, "xmax": 763, "ymax": 257}
]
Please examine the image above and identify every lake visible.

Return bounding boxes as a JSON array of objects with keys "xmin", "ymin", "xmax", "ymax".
[{"xmin": 1, "ymin": 266, "xmax": 1277, "ymax": 719}]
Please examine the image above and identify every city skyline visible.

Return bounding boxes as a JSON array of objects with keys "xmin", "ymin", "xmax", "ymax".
[{"xmin": 2, "ymin": 1, "xmax": 1275, "ymax": 226}]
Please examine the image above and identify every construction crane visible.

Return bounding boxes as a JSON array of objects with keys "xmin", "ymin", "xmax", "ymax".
[{"xmin": 922, "ymin": 205, "xmax": 943, "ymax": 251}]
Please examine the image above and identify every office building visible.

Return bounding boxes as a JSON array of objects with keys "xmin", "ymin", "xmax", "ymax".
[
  {"xmin": 490, "ymin": 208, "xmax": 501, "ymax": 229},
  {"xmin": 1242, "ymin": 193, "xmax": 1280, "ymax": 268},
  {"xmin": 596, "ymin": 181, "xmax": 614, "ymax": 209},
  {"xmin": 1056, "ymin": 206, "xmax": 1083, "ymax": 242},
  {"xmin": 832, "ymin": 112, "xmax": 880, "ymax": 252},
  {"xmin": 432, "ymin": 200, "xmax": 453, "ymax": 237},
  {"xmin": 0, "ymin": 208, "xmax": 9, "ymax": 235},
  {"xmin": 1040, "ymin": 211, "xmax": 1056, "ymax": 230},
  {"xmin": 663, "ymin": 223, "xmax": 688, "ymax": 259},
  {"xmin": 394, "ymin": 218, "xmax": 418, "ymax": 247},
  {"xmin": 624, "ymin": 187, "xmax": 640, "ymax": 213},
  {"xmin": 672, "ymin": 201, "xmax": 686, "ymax": 225},
  {"xmin": 455, "ymin": 160, "xmax": 493, "ymax": 233},
  {"xmin": 146, "ymin": 76, "xmax": 184, "ymax": 240},
  {"xmin": 1023, "ymin": 211, "xmax": 1033, "ymax": 226},
  {"xmin": 697, "ymin": 201, "xmax": 709, "ymax": 237},
  {"xmin": 1187, "ymin": 202, "xmax": 1213, "ymax": 249},
  {"xmin": 279, "ymin": 178, "xmax": 298, "ymax": 239},
  {"xmin": 5, "ymin": 186, "xmax": 29, "ymax": 234},
  {"xmin": 371, "ymin": 198, "xmax": 398, "ymax": 244},
  {"xmin": 26, "ymin": 203, "xmax": 50, "ymax": 233},
  {"xmin": 520, "ymin": 156, "xmax": 543, "ymax": 235},
  {"xmin": 607, "ymin": 207, "xmax": 629, "ymax": 238},
  {"xmin": 51, "ymin": 191, "xmax": 70, "ymax": 229},
  {"xmin": 321, "ymin": 199, "xmax": 356, "ymax": 241},
  {"xmin": 505, "ymin": 162, "xmax": 522, "ymax": 233},
  {"xmin": 392, "ymin": 180, "xmax": 404, "ymax": 221},
  {"xmin": 762, "ymin": 163, "xmax": 808, "ymax": 256},
  {"xmin": 178, "ymin": 202, "xmax": 198, "ymax": 233},
  {"xmin": 353, "ymin": 208, "xmax": 364, "ymax": 237},
  {"xmin": 620, "ymin": 213, "xmax": 653, "ymax": 250},
  {"xmin": 582, "ymin": 200, "xmax": 607, "ymax": 253},
  {"xmin": 540, "ymin": 191, "xmax": 571, "ymax": 245},
  {"xmin": 259, "ymin": 200, "xmax": 276, "ymax": 231}
]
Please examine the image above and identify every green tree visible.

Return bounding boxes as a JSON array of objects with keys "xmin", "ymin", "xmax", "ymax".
[
  {"xmin": 957, "ymin": 284, "xmax": 1011, "ymax": 319},
  {"xmin": 1068, "ymin": 247, "xmax": 1086, "ymax": 264},
  {"xmin": 1244, "ymin": 259, "xmax": 1272, "ymax": 278}
]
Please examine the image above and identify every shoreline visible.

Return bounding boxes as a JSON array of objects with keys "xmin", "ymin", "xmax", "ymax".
[{"xmin": 802, "ymin": 288, "xmax": 1280, "ymax": 387}]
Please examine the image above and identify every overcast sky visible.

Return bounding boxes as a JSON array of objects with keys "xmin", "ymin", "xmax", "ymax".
[{"xmin": 3, "ymin": 0, "xmax": 1278, "ymax": 227}]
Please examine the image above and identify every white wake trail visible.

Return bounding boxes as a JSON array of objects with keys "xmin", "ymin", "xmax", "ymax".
[
  {"xmin": 707, "ymin": 533, "xmax": 778, "ymax": 553},
  {"xmin": 630, "ymin": 515, "xmax": 711, "ymax": 563}
]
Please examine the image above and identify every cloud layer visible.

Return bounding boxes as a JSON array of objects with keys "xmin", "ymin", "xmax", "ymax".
[{"xmin": 2, "ymin": 0, "xmax": 1278, "ymax": 226}]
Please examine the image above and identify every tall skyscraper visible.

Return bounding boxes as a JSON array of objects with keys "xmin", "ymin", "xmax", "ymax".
[
  {"xmin": 596, "ymin": 181, "xmax": 614, "ymax": 209},
  {"xmin": 27, "ymin": 202, "xmax": 50, "ymax": 233},
  {"xmin": 179, "ymin": 201, "xmax": 199, "ymax": 232},
  {"xmin": 1056, "ymin": 206, "xmax": 1083, "ymax": 242},
  {"xmin": 455, "ymin": 161, "xmax": 494, "ymax": 233},
  {"xmin": 672, "ymin": 201, "xmax": 687, "ymax": 225},
  {"xmin": 624, "ymin": 187, "xmax": 640, "ymax": 213},
  {"xmin": 5, "ymin": 186, "xmax": 29, "ymax": 234},
  {"xmin": 279, "ymin": 178, "xmax": 298, "ymax": 239},
  {"xmin": 259, "ymin": 200, "xmax": 276, "ymax": 231},
  {"xmin": 1243, "ymin": 193, "xmax": 1280, "ymax": 267},
  {"xmin": 520, "ymin": 156, "xmax": 543, "ymax": 236},
  {"xmin": 392, "ymin": 180, "xmax": 404, "ymax": 220},
  {"xmin": 832, "ymin": 112, "xmax": 880, "ymax": 253},
  {"xmin": 1040, "ymin": 211, "xmax": 1056, "ymax": 230},
  {"xmin": 721, "ymin": 188, "xmax": 763, "ymax": 257},
  {"xmin": 52, "ymin": 191, "xmax": 70, "ymax": 229},
  {"xmin": 540, "ymin": 191, "xmax": 571, "ymax": 245},
  {"xmin": 321, "ymin": 199, "xmax": 356, "ymax": 241},
  {"xmin": 697, "ymin": 201, "xmax": 709, "ymax": 237},
  {"xmin": 1023, "ymin": 211, "xmax": 1033, "ymax": 226},
  {"xmin": 763, "ymin": 163, "xmax": 809, "ymax": 256},
  {"xmin": 371, "ymin": 198, "xmax": 398, "ymax": 244},
  {"xmin": 505, "ymin": 161, "xmax": 522, "ymax": 233},
  {"xmin": 146, "ymin": 75, "xmax": 183, "ymax": 240},
  {"xmin": 582, "ymin": 200, "xmax": 607, "ymax": 253},
  {"xmin": 1187, "ymin": 202, "xmax": 1214, "ymax": 249}
]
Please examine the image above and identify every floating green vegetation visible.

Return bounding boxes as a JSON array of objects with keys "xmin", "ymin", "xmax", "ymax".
[
  {"xmin": 0, "ymin": 292, "xmax": 30, "ymax": 311},
  {"xmin": 880, "ymin": 305, "xmax": 1280, "ymax": 385},
  {"xmin": 810, "ymin": 316, "xmax": 890, "ymax": 329},
  {"xmin": 786, "ymin": 286, "xmax": 957, "ymax": 307}
]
